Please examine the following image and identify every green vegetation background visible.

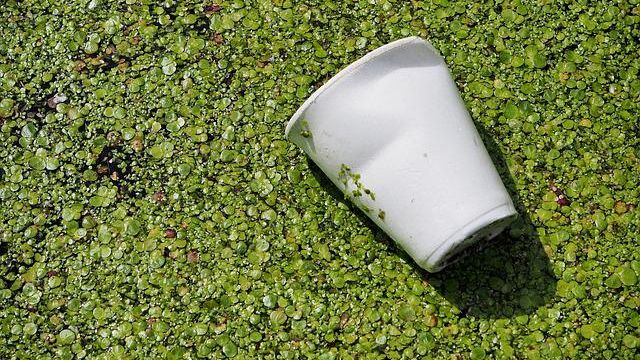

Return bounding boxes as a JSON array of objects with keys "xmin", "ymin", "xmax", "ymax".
[{"xmin": 1, "ymin": 0, "xmax": 639, "ymax": 358}]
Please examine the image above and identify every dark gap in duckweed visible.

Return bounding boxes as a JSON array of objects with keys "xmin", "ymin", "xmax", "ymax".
[
  {"xmin": 192, "ymin": 16, "xmax": 211, "ymax": 33},
  {"xmin": 94, "ymin": 145, "xmax": 127, "ymax": 184},
  {"xmin": 222, "ymin": 70, "xmax": 235, "ymax": 86},
  {"xmin": 23, "ymin": 94, "xmax": 56, "ymax": 120},
  {"xmin": 3, "ymin": 255, "xmax": 24, "ymax": 284},
  {"xmin": 92, "ymin": 141, "xmax": 150, "ymax": 199},
  {"xmin": 100, "ymin": 54, "xmax": 121, "ymax": 72}
]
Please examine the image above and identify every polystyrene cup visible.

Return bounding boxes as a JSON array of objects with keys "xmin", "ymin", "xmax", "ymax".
[{"xmin": 285, "ymin": 36, "xmax": 517, "ymax": 272}]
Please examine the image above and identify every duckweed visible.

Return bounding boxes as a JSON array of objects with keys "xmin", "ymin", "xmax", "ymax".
[
  {"xmin": 338, "ymin": 164, "xmax": 376, "ymax": 203},
  {"xmin": 1, "ymin": 0, "xmax": 640, "ymax": 358}
]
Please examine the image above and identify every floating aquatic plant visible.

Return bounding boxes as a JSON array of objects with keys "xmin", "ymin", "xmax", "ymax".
[{"xmin": 1, "ymin": 0, "xmax": 639, "ymax": 358}]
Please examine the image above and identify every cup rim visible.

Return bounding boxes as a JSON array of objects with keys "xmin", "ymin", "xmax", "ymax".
[
  {"xmin": 284, "ymin": 36, "xmax": 436, "ymax": 137},
  {"xmin": 420, "ymin": 203, "xmax": 518, "ymax": 272}
]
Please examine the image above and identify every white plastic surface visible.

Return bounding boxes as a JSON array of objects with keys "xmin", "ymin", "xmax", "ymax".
[{"xmin": 285, "ymin": 36, "xmax": 517, "ymax": 272}]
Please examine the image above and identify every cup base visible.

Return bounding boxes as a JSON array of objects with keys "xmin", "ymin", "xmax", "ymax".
[{"xmin": 421, "ymin": 203, "xmax": 517, "ymax": 272}]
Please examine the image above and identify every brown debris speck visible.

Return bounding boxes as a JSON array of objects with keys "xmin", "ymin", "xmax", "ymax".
[
  {"xmin": 74, "ymin": 60, "xmax": 87, "ymax": 72},
  {"xmin": 131, "ymin": 138, "xmax": 143, "ymax": 152},
  {"xmin": 152, "ymin": 191, "xmax": 165, "ymax": 202},
  {"xmin": 47, "ymin": 93, "xmax": 67, "ymax": 108},
  {"xmin": 204, "ymin": 4, "xmax": 222, "ymax": 13},
  {"xmin": 426, "ymin": 314, "xmax": 438, "ymax": 327},
  {"xmin": 550, "ymin": 182, "xmax": 571, "ymax": 207},
  {"xmin": 212, "ymin": 33, "xmax": 224, "ymax": 45},
  {"xmin": 165, "ymin": 229, "xmax": 177, "ymax": 238},
  {"xmin": 187, "ymin": 250, "xmax": 200, "ymax": 264},
  {"xmin": 340, "ymin": 312, "xmax": 349, "ymax": 328},
  {"xmin": 556, "ymin": 195, "xmax": 571, "ymax": 207},
  {"xmin": 97, "ymin": 165, "xmax": 109, "ymax": 175}
]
